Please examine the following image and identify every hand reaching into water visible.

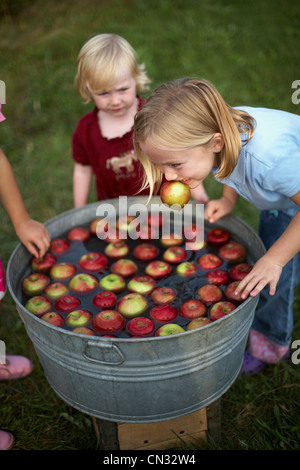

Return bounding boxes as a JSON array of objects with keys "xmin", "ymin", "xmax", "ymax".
[{"xmin": 234, "ymin": 253, "xmax": 283, "ymax": 299}]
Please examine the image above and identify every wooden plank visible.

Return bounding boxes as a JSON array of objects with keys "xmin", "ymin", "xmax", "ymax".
[
  {"xmin": 117, "ymin": 408, "xmax": 207, "ymax": 450},
  {"xmin": 130, "ymin": 431, "xmax": 207, "ymax": 450}
]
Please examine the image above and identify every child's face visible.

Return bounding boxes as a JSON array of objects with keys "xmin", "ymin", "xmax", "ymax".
[
  {"xmin": 141, "ymin": 138, "xmax": 219, "ymax": 190},
  {"xmin": 91, "ymin": 65, "xmax": 137, "ymax": 117}
]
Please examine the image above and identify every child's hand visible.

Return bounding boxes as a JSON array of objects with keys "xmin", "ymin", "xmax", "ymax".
[
  {"xmin": 204, "ymin": 196, "xmax": 236, "ymax": 223},
  {"xmin": 233, "ymin": 253, "xmax": 283, "ymax": 299},
  {"xmin": 16, "ymin": 219, "xmax": 51, "ymax": 258}
]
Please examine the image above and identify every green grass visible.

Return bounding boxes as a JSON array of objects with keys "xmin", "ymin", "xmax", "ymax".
[{"xmin": 0, "ymin": 0, "xmax": 299, "ymax": 451}]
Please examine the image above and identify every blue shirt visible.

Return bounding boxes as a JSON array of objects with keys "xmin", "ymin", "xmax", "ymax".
[{"xmin": 216, "ymin": 106, "xmax": 300, "ymax": 216}]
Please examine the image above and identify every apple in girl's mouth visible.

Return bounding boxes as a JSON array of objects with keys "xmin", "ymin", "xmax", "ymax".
[{"xmin": 160, "ymin": 181, "xmax": 191, "ymax": 209}]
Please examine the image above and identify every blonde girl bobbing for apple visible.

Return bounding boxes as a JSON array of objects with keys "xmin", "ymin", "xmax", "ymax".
[{"xmin": 133, "ymin": 77, "xmax": 300, "ymax": 376}]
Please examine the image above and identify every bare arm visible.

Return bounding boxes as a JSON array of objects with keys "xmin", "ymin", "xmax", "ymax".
[
  {"xmin": 73, "ymin": 162, "xmax": 93, "ymax": 208},
  {"xmin": 0, "ymin": 148, "xmax": 50, "ymax": 257},
  {"xmin": 235, "ymin": 191, "xmax": 300, "ymax": 299}
]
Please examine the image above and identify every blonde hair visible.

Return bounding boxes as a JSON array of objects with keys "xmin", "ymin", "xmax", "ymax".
[
  {"xmin": 75, "ymin": 34, "xmax": 151, "ymax": 103},
  {"xmin": 133, "ymin": 78, "xmax": 256, "ymax": 197}
]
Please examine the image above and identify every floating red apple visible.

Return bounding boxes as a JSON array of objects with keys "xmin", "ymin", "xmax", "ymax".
[
  {"xmin": 41, "ymin": 312, "xmax": 64, "ymax": 327},
  {"xmin": 197, "ymin": 284, "xmax": 223, "ymax": 306},
  {"xmin": 65, "ymin": 309, "xmax": 92, "ymax": 328},
  {"xmin": 104, "ymin": 241, "xmax": 130, "ymax": 259},
  {"xmin": 207, "ymin": 227, "xmax": 230, "ymax": 246},
  {"xmin": 67, "ymin": 226, "xmax": 90, "ymax": 242},
  {"xmin": 117, "ymin": 293, "xmax": 148, "ymax": 318},
  {"xmin": 209, "ymin": 301, "xmax": 236, "ymax": 321},
  {"xmin": 151, "ymin": 286, "xmax": 176, "ymax": 304},
  {"xmin": 44, "ymin": 282, "xmax": 68, "ymax": 300},
  {"xmin": 225, "ymin": 281, "xmax": 247, "ymax": 304},
  {"xmin": 31, "ymin": 253, "xmax": 57, "ymax": 273},
  {"xmin": 197, "ymin": 254, "xmax": 223, "ymax": 270},
  {"xmin": 49, "ymin": 262, "xmax": 77, "ymax": 281},
  {"xmin": 206, "ymin": 269, "xmax": 230, "ymax": 286},
  {"xmin": 127, "ymin": 317, "xmax": 155, "ymax": 336},
  {"xmin": 111, "ymin": 258, "xmax": 138, "ymax": 278},
  {"xmin": 69, "ymin": 273, "xmax": 98, "ymax": 294},
  {"xmin": 55, "ymin": 295, "xmax": 81, "ymax": 313},
  {"xmin": 25, "ymin": 295, "xmax": 52, "ymax": 316},
  {"xmin": 72, "ymin": 326, "xmax": 95, "ymax": 336},
  {"xmin": 92, "ymin": 310, "xmax": 126, "ymax": 334},
  {"xmin": 179, "ymin": 299, "xmax": 207, "ymax": 319},
  {"xmin": 160, "ymin": 181, "xmax": 191, "ymax": 208},
  {"xmin": 22, "ymin": 273, "xmax": 50, "ymax": 297},
  {"xmin": 78, "ymin": 252, "xmax": 108, "ymax": 272},
  {"xmin": 133, "ymin": 243, "xmax": 159, "ymax": 261},
  {"xmin": 162, "ymin": 246, "xmax": 188, "ymax": 264},
  {"xmin": 186, "ymin": 317, "xmax": 212, "ymax": 330},
  {"xmin": 49, "ymin": 238, "xmax": 70, "ymax": 255},
  {"xmin": 145, "ymin": 260, "xmax": 172, "ymax": 279},
  {"xmin": 218, "ymin": 242, "xmax": 246, "ymax": 263},
  {"xmin": 230, "ymin": 263, "xmax": 253, "ymax": 281},
  {"xmin": 175, "ymin": 261, "xmax": 197, "ymax": 277},
  {"xmin": 92, "ymin": 291, "xmax": 117, "ymax": 309},
  {"xmin": 150, "ymin": 304, "xmax": 178, "ymax": 323},
  {"xmin": 127, "ymin": 275, "xmax": 156, "ymax": 295},
  {"xmin": 155, "ymin": 323, "xmax": 185, "ymax": 336},
  {"xmin": 99, "ymin": 273, "xmax": 126, "ymax": 293},
  {"xmin": 160, "ymin": 233, "xmax": 184, "ymax": 247}
]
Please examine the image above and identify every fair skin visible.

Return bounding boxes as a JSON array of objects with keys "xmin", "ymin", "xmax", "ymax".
[
  {"xmin": 141, "ymin": 135, "xmax": 300, "ymax": 298},
  {"xmin": 0, "ymin": 148, "xmax": 50, "ymax": 258},
  {"xmin": 73, "ymin": 65, "xmax": 139, "ymax": 208}
]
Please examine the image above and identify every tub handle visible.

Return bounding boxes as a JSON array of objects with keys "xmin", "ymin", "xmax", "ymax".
[{"xmin": 83, "ymin": 340, "xmax": 125, "ymax": 365}]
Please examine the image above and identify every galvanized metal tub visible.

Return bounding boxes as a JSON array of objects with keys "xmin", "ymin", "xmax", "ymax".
[{"xmin": 7, "ymin": 197, "xmax": 265, "ymax": 423}]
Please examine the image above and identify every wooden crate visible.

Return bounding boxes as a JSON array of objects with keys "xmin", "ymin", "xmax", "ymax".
[{"xmin": 93, "ymin": 399, "xmax": 221, "ymax": 450}]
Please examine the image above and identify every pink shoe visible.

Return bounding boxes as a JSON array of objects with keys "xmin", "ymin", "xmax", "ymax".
[
  {"xmin": 0, "ymin": 355, "xmax": 33, "ymax": 380},
  {"xmin": 0, "ymin": 431, "xmax": 14, "ymax": 450}
]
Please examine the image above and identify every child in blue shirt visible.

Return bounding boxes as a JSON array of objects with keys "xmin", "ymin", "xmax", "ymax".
[{"xmin": 133, "ymin": 77, "xmax": 300, "ymax": 375}]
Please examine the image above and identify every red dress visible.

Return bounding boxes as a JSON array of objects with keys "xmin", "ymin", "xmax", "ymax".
[{"xmin": 72, "ymin": 97, "xmax": 149, "ymax": 201}]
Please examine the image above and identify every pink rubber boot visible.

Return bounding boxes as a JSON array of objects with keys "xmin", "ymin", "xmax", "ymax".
[
  {"xmin": 0, "ymin": 355, "xmax": 33, "ymax": 449},
  {"xmin": 0, "ymin": 431, "xmax": 14, "ymax": 450},
  {"xmin": 0, "ymin": 355, "xmax": 33, "ymax": 380}
]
